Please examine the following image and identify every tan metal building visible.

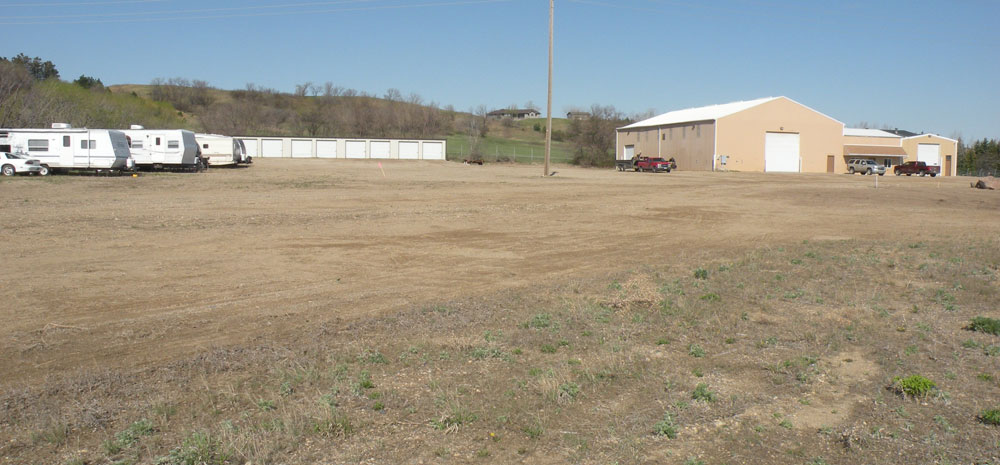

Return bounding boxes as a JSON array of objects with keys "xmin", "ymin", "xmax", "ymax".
[
  {"xmin": 616, "ymin": 97, "xmax": 845, "ymax": 173},
  {"xmin": 843, "ymin": 128, "xmax": 908, "ymax": 171},
  {"xmin": 901, "ymin": 134, "xmax": 958, "ymax": 176}
]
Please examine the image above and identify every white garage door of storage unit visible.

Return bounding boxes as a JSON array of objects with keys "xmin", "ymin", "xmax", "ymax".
[
  {"xmin": 398, "ymin": 141, "xmax": 419, "ymax": 159},
  {"xmin": 764, "ymin": 132, "xmax": 800, "ymax": 172},
  {"xmin": 624, "ymin": 145, "xmax": 635, "ymax": 159},
  {"xmin": 240, "ymin": 139, "xmax": 258, "ymax": 158},
  {"xmin": 291, "ymin": 139, "xmax": 313, "ymax": 158},
  {"xmin": 370, "ymin": 141, "xmax": 391, "ymax": 159},
  {"xmin": 316, "ymin": 140, "xmax": 337, "ymax": 158},
  {"xmin": 422, "ymin": 142, "xmax": 444, "ymax": 160},
  {"xmin": 262, "ymin": 139, "xmax": 284, "ymax": 158},
  {"xmin": 917, "ymin": 144, "xmax": 941, "ymax": 166},
  {"xmin": 345, "ymin": 140, "xmax": 367, "ymax": 159}
]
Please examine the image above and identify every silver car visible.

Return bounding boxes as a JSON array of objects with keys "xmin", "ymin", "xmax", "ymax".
[
  {"xmin": 1, "ymin": 152, "xmax": 44, "ymax": 176},
  {"xmin": 847, "ymin": 158, "xmax": 885, "ymax": 176}
]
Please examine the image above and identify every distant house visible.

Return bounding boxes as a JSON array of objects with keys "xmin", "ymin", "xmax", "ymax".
[
  {"xmin": 566, "ymin": 111, "xmax": 591, "ymax": 120},
  {"xmin": 487, "ymin": 109, "xmax": 540, "ymax": 120}
]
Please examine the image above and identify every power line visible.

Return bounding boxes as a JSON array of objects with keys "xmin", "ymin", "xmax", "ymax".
[
  {"xmin": 0, "ymin": 0, "xmax": 515, "ymax": 25},
  {"xmin": 0, "ymin": 0, "xmax": 165, "ymax": 6},
  {"xmin": 5, "ymin": 0, "xmax": 377, "ymax": 19}
]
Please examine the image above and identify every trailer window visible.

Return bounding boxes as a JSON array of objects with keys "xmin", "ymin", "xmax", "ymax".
[
  {"xmin": 203, "ymin": 144, "xmax": 209, "ymax": 149},
  {"xmin": 79, "ymin": 140, "xmax": 97, "ymax": 149},
  {"xmin": 167, "ymin": 140, "xmax": 179, "ymax": 149},
  {"xmin": 155, "ymin": 137, "xmax": 161, "ymax": 146},
  {"xmin": 131, "ymin": 140, "xmax": 143, "ymax": 149},
  {"xmin": 28, "ymin": 139, "xmax": 48, "ymax": 151},
  {"xmin": 63, "ymin": 136, "xmax": 71, "ymax": 147}
]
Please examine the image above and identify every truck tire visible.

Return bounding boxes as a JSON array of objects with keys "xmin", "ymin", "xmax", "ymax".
[
  {"xmin": 866, "ymin": 168, "xmax": 872, "ymax": 175},
  {"xmin": 878, "ymin": 172, "xmax": 884, "ymax": 176},
  {"xmin": 895, "ymin": 171, "xmax": 901, "ymax": 176},
  {"xmin": 930, "ymin": 173, "xmax": 936, "ymax": 177},
  {"xmin": 849, "ymin": 167, "xmax": 855, "ymax": 174}
]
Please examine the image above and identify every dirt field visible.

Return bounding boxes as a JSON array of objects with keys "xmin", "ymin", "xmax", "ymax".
[{"xmin": 1, "ymin": 161, "xmax": 999, "ymax": 464}]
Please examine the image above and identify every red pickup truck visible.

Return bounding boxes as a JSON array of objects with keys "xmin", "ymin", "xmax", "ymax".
[{"xmin": 893, "ymin": 161, "xmax": 940, "ymax": 177}]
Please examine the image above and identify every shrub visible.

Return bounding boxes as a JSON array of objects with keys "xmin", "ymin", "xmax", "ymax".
[
  {"xmin": 892, "ymin": 375, "xmax": 936, "ymax": 398},
  {"xmin": 652, "ymin": 413, "xmax": 677, "ymax": 438},
  {"xmin": 693, "ymin": 268, "xmax": 708, "ymax": 280},
  {"xmin": 968, "ymin": 316, "xmax": 1000, "ymax": 336}
]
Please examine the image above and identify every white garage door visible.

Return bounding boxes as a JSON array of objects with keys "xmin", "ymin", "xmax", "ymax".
[
  {"xmin": 399, "ymin": 141, "xmax": 419, "ymax": 159},
  {"xmin": 262, "ymin": 139, "xmax": 283, "ymax": 158},
  {"xmin": 422, "ymin": 141, "xmax": 444, "ymax": 160},
  {"xmin": 345, "ymin": 140, "xmax": 366, "ymax": 159},
  {"xmin": 624, "ymin": 145, "xmax": 635, "ymax": 160},
  {"xmin": 917, "ymin": 144, "xmax": 941, "ymax": 167},
  {"xmin": 370, "ymin": 141, "xmax": 391, "ymax": 159},
  {"xmin": 291, "ymin": 139, "xmax": 312, "ymax": 158},
  {"xmin": 764, "ymin": 132, "xmax": 800, "ymax": 172},
  {"xmin": 316, "ymin": 140, "xmax": 337, "ymax": 158},
  {"xmin": 239, "ymin": 139, "xmax": 258, "ymax": 158}
]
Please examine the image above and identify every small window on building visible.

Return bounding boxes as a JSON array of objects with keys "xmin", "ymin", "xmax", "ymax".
[
  {"xmin": 167, "ymin": 140, "xmax": 179, "ymax": 149},
  {"xmin": 28, "ymin": 139, "xmax": 48, "ymax": 151},
  {"xmin": 661, "ymin": 133, "xmax": 665, "ymax": 141},
  {"xmin": 155, "ymin": 137, "xmax": 161, "ymax": 146},
  {"xmin": 63, "ymin": 136, "xmax": 71, "ymax": 147}
]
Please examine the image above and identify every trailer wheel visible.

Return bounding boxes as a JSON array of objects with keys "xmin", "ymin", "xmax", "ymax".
[
  {"xmin": 38, "ymin": 165, "xmax": 50, "ymax": 176},
  {"xmin": 1, "ymin": 164, "xmax": 14, "ymax": 176}
]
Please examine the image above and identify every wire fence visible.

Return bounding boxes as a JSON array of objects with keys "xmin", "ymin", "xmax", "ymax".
[{"xmin": 446, "ymin": 142, "xmax": 576, "ymax": 164}]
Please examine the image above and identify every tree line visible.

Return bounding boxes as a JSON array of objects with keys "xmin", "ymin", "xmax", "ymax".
[{"xmin": 959, "ymin": 139, "xmax": 1000, "ymax": 176}]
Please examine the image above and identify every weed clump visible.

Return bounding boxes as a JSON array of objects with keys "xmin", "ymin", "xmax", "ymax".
[
  {"xmin": 891, "ymin": 375, "xmax": 936, "ymax": 398},
  {"xmin": 968, "ymin": 316, "xmax": 1000, "ymax": 336},
  {"xmin": 159, "ymin": 431, "xmax": 230, "ymax": 465},
  {"xmin": 693, "ymin": 268, "xmax": 709, "ymax": 280},
  {"xmin": 979, "ymin": 409, "xmax": 1000, "ymax": 426},
  {"xmin": 652, "ymin": 412, "xmax": 678, "ymax": 438},
  {"xmin": 692, "ymin": 383, "xmax": 716, "ymax": 402}
]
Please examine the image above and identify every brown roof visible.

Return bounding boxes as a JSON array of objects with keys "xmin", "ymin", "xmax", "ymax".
[{"xmin": 843, "ymin": 145, "xmax": 907, "ymax": 157}]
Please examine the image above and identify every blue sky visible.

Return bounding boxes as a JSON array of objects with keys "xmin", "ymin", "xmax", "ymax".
[{"xmin": 3, "ymin": 0, "xmax": 998, "ymax": 140}]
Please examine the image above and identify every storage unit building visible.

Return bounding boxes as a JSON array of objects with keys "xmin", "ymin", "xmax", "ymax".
[
  {"xmin": 237, "ymin": 136, "xmax": 447, "ymax": 161},
  {"xmin": 616, "ymin": 97, "xmax": 845, "ymax": 173}
]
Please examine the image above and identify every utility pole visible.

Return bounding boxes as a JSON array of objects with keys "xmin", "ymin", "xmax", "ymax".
[{"xmin": 544, "ymin": 0, "xmax": 553, "ymax": 177}]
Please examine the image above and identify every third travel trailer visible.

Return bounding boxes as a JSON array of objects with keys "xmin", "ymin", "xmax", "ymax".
[
  {"xmin": 0, "ymin": 124, "xmax": 133, "ymax": 174},
  {"xmin": 195, "ymin": 133, "xmax": 248, "ymax": 166}
]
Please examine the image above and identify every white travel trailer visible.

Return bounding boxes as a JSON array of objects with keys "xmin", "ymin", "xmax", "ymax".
[
  {"xmin": 0, "ymin": 124, "xmax": 133, "ymax": 174},
  {"xmin": 195, "ymin": 134, "xmax": 249, "ymax": 166},
  {"xmin": 122, "ymin": 126, "xmax": 203, "ymax": 171}
]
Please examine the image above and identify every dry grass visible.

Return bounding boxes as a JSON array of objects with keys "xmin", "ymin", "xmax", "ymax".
[{"xmin": 2, "ymin": 238, "xmax": 999, "ymax": 464}]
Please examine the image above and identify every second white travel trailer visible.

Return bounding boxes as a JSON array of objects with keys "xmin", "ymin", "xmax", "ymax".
[
  {"xmin": 195, "ymin": 134, "xmax": 245, "ymax": 166},
  {"xmin": 122, "ymin": 126, "xmax": 204, "ymax": 171},
  {"xmin": 0, "ymin": 124, "xmax": 133, "ymax": 174}
]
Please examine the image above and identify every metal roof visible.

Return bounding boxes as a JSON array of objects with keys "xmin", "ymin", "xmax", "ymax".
[
  {"xmin": 843, "ymin": 128, "xmax": 901, "ymax": 138},
  {"xmin": 620, "ymin": 97, "xmax": 780, "ymax": 130}
]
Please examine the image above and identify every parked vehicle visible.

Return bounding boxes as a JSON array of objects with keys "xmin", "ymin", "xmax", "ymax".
[
  {"xmin": 122, "ymin": 126, "xmax": 204, "ymax": 171},
  {"xmin": 616, "ymin": 156, "xmax": 675, "ymax": 172},
  {"xmin": 0, "ymin": 152, "xmax": 44, "ymax": 176},
  {"xmin": 0, "ymin": 124, "xmax": 134, "ymax": 174},
  {"xmin": 195, "ymin": 134, "xmax": 242, "ymax": 166},
  {"xmin": 893, "ymin": 161, "xmax": 939, "ymax": 177},
  {"xmin": 847, "ymin": 158, "xmax": 885, "ymax": 176}
]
